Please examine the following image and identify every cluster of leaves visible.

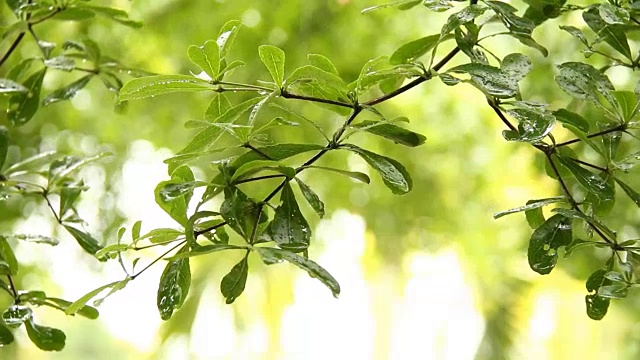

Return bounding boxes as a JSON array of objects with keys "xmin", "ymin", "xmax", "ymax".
[
  {"xmin": 3, "ymin": 0, "xmax": 640, "ymax": 352},
  {"xmin": 0, "ymin": 0, "xmax": 142, "ymax": 350}
]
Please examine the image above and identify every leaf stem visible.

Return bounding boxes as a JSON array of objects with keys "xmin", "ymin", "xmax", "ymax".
[
  {"xmin": 555, "ymin": 125, "xmax": 626, "ymax": 148},
  {"xmin": 281, "ymin": 90, "xmax": 353, "ymax": 108},
  {"xmin": 131, "ymin": 240, "xmax": 186, "ymax": 280},
  {"xmin": 6, "ymin": 275, "xmax": 19, "ymax": 300}
]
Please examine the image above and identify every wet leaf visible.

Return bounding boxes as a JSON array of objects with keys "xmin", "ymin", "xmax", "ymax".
[
  {"xmin": 614, "ymin": 177, "xmax": 640, "ymax": 207},
  {"xmin": 119, "ymin": 75, "xmax": 216, "ymax": 101},
  {"xmin": 598, "ymin": 284, "xmax": 628, "ymax": 299},
  {"xmin": 0, "ymin": 323, "xmax": 14, "ymax": 346},
  {"xmin": 42, "ymin": 75, "xmax": 92, "ymax": 106},
  {"xmin": 295, "ymin": 178, "xmax": 325, "ymax": 218},
  {"xmin": 343, "ymin": 144, "xmax": 412, "ymax": 195},
  {"xmin": 137, "ymin": 228, "xmax": 183, "ymax": 244},
  {"xmin": 256, "ymin": 247, "xmax": 340, "ymax": 297},
  {"xmin": 556, "ymin": 155, "xmax": 614, "ymax": 202},
  {"xmin": 258, "ymin": 45, "xmax": 285, "ymax": 87},
  {"xmin": 553, "ymin": 108, "xmax": 590, "ymax": 133},
  {"xmin": 555, "ymin": 62, "xmax": 615, "ymax": 107},
  {"xmin": 0, "ymin": 126, "xmax": 8, "ymax": 170},
  {"xmin": 583, "ymin": 8, "xmax": 631, "ymax": 60},
  {"xmin": 0, "ymin": 237, "xmax": 18, "ymax": 275},
  {"xmin": 448, "ymin": 63, "xmax": 518, "ymax": 98},
  {"xmin": 66, "ymin": 279, "xmax": 130, "ymax": 315},
  {"xmin": 220, "ymin": 187, "xmax": 265, "ymax": 240},
  {"xmin": 25, "ymin": 320, "xmax": 66, "ymax": 351},
  {"xmin": 361, "ymin": 0, "xmax": 421, "ymax": 13},
  {"xmin": 63, "ymin": 226, "xmax": 103, "ymax": 256},
  {"xmin": 440, "ymin": 5, "xmax": 488, "ymax": 36},
  {"xmin": 157, "ymin": 246, "xmax": 191, "ymax": 320},
  {"xmin": 217, "ymin": 20, "xmax": 242, "ymax": 59},
  {"xmin": 269, "ymin": 183, "xmax": 311, "ymax": 252},
  {"xmin": 2, "ymin": 305, "xmax": 31, "ymax": 328},
  {"xmin": 230, "ymin": 160, "xmax": 295, "ymax": 182},
  {"xmin": 611, "ymin": 91, "xmax": 639, "ymax": 122},
  {"xmin": 500, "ymin": 53, "xmax": 532, "ymax": 81},
  {"xmin": 528, "ymin": 214, "xmax": 572, "ymax": 275},
  {"xmin": 493, "ymin": 196, "xmax": 566, "ymax": 219},
  {"xmin": 503, "ymin": 107, "xmax": 555, "ymax": 143},
  {"xmin": 59, "ymin": 180, "xmax": 86, "ymax": 218},
  {"xmin": 352, "ymin": 120, "xmax": 426, "ymax": 147},
  {"xmin": 305, "ymin": 166, "xmax": 370, "ymax": 184},
  {"xmin": 5, "ymin": 234, "xmax": 59, "ymax": 246},
  {"xmin": 44, "ymin": 56, "xmax": 76, "ymax": 72},
  {"xmin": 43, "ymin": 298, "xmax": 99, "ymax": 319},
  {"xmin": 8, "ymin": 68, "xmax": 46, "ymax": 126},
  {"xmin": 220, "ymin": 255, "xmax": 249, "ymax": 304},
  {"xmin": 598, "ymin": 3, "xmax": 629, "ymax": 25},
  {"xmin": 390, "ymin": 34, "xmax": 443, "ymax": 65},
  {"xmin": 0, "ymin": 78, "xmax": 27, "ymax": 94},
  {"xmin": 170, "ymin": 244, "xmax": 245, "ymax": 260},
  {"xmin": 155, "ymin": 165, "xmax": 195, "ymax": 226}
]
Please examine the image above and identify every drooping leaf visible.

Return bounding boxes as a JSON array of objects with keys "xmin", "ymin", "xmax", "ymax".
[
  {"xmin": 269, "ymin": 183, "xmax": 311, "ymax": 252},
  {"xmin": 611, "ymin": 91, "xmax": 639, "ymax": 122},
  {"xmin": 258, "ymin": 45, "xmax": 285, "ymax": 88},
  {"xmin": 220, "ymin": 187, "xmax": 265, "ymax": 240},
  {"xmin": 560, "ymin": 25, "xmax": 589, "ymax": 46},
  {"xmin": 157, "ymin": 246, "xmax": 191, "ymax": 320},
  {"xmin": 66, "ymin": 279, "xmax": 130, "ymax": 315},
  {"xmin": 220, "ymin": 255, "xmax": 249, "ymax": 304},
  {"xmin": 119, "ymin": 75, "xmax": 216, "ymax": 101},
  {"xmin": 25, "ymin": 320, "xmax": 66, "ymax": 351},
  {"xmin": 7, "ymin": 68, "xmax": 46, "ymax": 126},
  {"xmin": 343, "ymin": 144, "xmax": 412, "ymax": 195},
  {"xmin": 188, "ymin": 40, "xmax": 220, "ymax": 80},
  {"xmin": 614, "ymin": 177, "xmax": 640, "ymax": 207},
  {"xmin": 43, "ymin": 298, "xmax": 99, "ymax": 319},
  {"xmin": 295, "ymin": 178, "xmax": 325, "ymax": 218},
  {"xmin": 63, "ymin": 226, "xmax": 103, "ymax": 256},
  {"xmin": 352, "ymin": 120, "xmax": 426, "ymax": 147},
  {"xmin": 493, "ymin": 196, "xmax": 566, "ymax": 219},
  {"xmin": 42, "ymin": 75, "xmax": 92, "ymax": 106},
  {"xmin": 556, "ymin": 155, "xmax": 614, "ymax": 202},
  {"xmin": 59, "ymin": 180, "xmax": 86, "ymax": 218},
  {"xmin": 0, "ymin": 237, "xmax": 18, "ymax": 275},
  {"xmin": 585, "ymin": 268, "xmax": 611, "ymax": 320},
  {"xmin": 0, "ymin": 323, "xmax": 14, "ymax": 346},
  {"xmin": 528, "ymin": 214, "xmax": 572, "ymax": 275},
  {"xmin": 256, "ymin": 247, "xmax": 340, "ymax": 297}
]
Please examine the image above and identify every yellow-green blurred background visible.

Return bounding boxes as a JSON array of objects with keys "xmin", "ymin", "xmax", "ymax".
[{"xmin": 2, "ymin": 0, "xmax": 640, "ymax": 358}]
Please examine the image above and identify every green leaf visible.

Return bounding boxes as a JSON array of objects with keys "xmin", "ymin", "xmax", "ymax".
[
  {"xmin": 256, "ymin": 247, "xmax": 340, "ymax": 297},
  {"xmin": 42, "ymin": 75, "xmax": 92, "ymax": 106},
  {"xmin": 43, "ymin": 298, "xmax": 99, "ymax": 319},
  {"xmin": 343, "ymin": 144, "xmax": 412, "ymax": 195},
  {"xmin": 485, "ymin": 1, "xmax": 535, "ymax": 36},
  {"xmin": 217, "ymin": 20, "xmax": 242, "ymax": 59},
  {"xmin": 47, "ymin": 152, "xmax": 112, "ymax": 188},
  {"xmin": 220, "ymin": 255, "xmax": 249, "ymax": 304},
  {"xmin": 564, "ymin": 238, "xmax": 596, "ymax": 258},
  {"xmin": 269, "ymin": 183, "xmax": 311, "ymax": 252},
  {"xmin": 528, "ymin": 214, "xmax": 572, "ymax": 275},
  {"xmin": 614, "ymin": 177, "xmax": 640, "ymax": 207},
  {"xmin": 501, "ymin": 53, "xmax": 532, "ymax": 81},
  {"xmin": 25, "ymin": 320, "xmax": 65, "ymax": 351},
  {"xmin": 390, "ymin": 34, "xmax": 443, "ymax": 65},
  {"xmin": 3, "ymin": 150, "xmax": 57, "ymax": 176},
  {"xmin": 286, "ymin": 65, "xmax": 348, "ymax": 99},
  {"xmin": 424, "ymin": 0, "xmax": 453, "ymax": 12},
  {"xmin": 493, "ymin": 196, "xmax": 566, "ymax": 219},
  {"xmin": 155, "ymin": 165, "xmax": 195, "ymax": 226},
  {"xmin": 0, "ymin": 78, "xmax": 27, "ymax": 94},
  {"xmin": 66, "ymin": 279, "xmax": 130, "ymax": 315},
  {"xmin": 0, "ymin": 237, "xmax": 18, "ymax": 275},
  {"xmin": 59, "ymin": 180, "xmax": 86, "ymax": 218},
  {"xmin": 586, "ymin": 293, "xmax": 610, "ymax": 320},
  {"xmin": 361, "ymin": 0, "xmax": 421, "ymax": 13},
  {"xmin": 611, "ymin": 91, "xmax": 639, "ymax": 122},
  {"xmin": 552, "ymin": 208, "xmax": 616, "ymax": 240},
  {"xmin": 555, "ymin": 62, "xmax": 615, "ymax": 107},
  {"xmin": 220, "ymin": 187, "xmax": 265, "ymax": 240},
  {"xmin": 2, "ymin": 234, "xmax": 58, "ymax": 246},
  {"xmin": 157, "ymin": 246, "xmax": 191, "ymax": 320},
  {"xmin": 43, "ymin": 56, "xmax": 76, "ymax": 72},
  {"xmin": 258, "ymin": 45, "xmax": 285, "ymax": 88},
  {"xmin": 556, "ymin": 155, "xmax": 614, "ymax": 202},
  {"xmin": 158, "ymin": 181, "xmax": 207, "ymax": 203},
  {"xmin": 599, "ymin": 3, "xmax": 629, "ymax": 25},
  {"xmin": 137, "ymin": 228, "xmax": 183, "ymax": 244},
  {"xmin": 204, "ymin": 93, "xmax": 233, "ymax": 121},
  {"xmin": 525, "ymin": 206, "xmax": 545, "ymax": 229},
  {"xmin": 7, "ymin": 68, "xmax": 46, "ymax": 126},
  {"xmin": 2, "ymin": 304, "xmax": 32, "ymax": 328},
  {"xmin": 170, "ymin": 244, "xmax": 245, "ymax": 260},
  {"xmin": 119, "ymin": 75, "xmax": 216, "ymax": 101},
  {"xmin": 294, "ymin": 178, "xmax": 325, "ymax": 218},
  {"xmin": 0, "ymin": 126, "xmax": 8, "ymax": 170},
  {"xmin": 0, "ymin": 323, "xmax": 14, "ymax": 346},
  {"xmin": 598, "ymin": 284, "xmax": 628, "ymax": 299},
  {"xmin": 188, "ymin": 40, "xmax": 220, "ymax": 80},
  {"xmin": 560, "ymin": 26, "xmax": 589, "ymax": 46},
  {"xmin": 307, "ymin": 54, "xmax": 341, "ymax": 77},
  {"xmin": 447, "ymin": 63, "xmax": 518, "ymax": 98},
  {"xmin": 79, "ymin": 5, "xmax": 142, "ymax": 27},
  {"xmin": 352, "ymin": 120, "xmax": 426, "ymax": 147},
  {"xmin": 553, "ymin": 108, "xmax": 590, "ymax": 133},
  {"xmin": 305, "ymin": 165, "xmax": 371, "ymax": 184},
  {"xmin": 230, "ymin": 160, "xmax": 295, "ymax": 182},
  {"xmin": 583, "ymin": 7, "xmax": 631, "ymax": 60},
  {"xmin": 502, "ymin": 107, "xmax": 555, "ymax": 143},
  {"xmin": 441, "ymin": 5, "xmax": 488, "ymax": 36},
  {"xmin": 94, "ymin": 244, "xmax": 129, "ymax": 260},
  {"xmin": 63, "ymin": 226, "xmax": 103, "ymax": 256},
  {"xmin": 132, "ymin": 220, "xmax": 142, "ymax": 240}
]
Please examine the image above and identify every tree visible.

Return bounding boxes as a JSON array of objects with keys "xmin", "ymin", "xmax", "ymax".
[{"xmin": 1, "ymin": 0, "xmax": 640, "ymax": 355}]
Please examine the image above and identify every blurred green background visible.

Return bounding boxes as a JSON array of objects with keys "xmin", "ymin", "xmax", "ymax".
[{"xmin": 2, "ymin": 0, "xmax": 640, "ymax": 358}]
